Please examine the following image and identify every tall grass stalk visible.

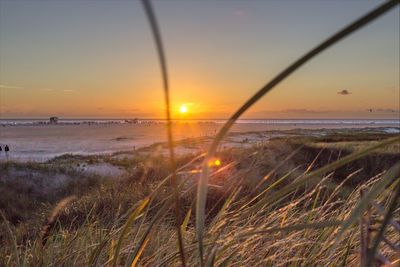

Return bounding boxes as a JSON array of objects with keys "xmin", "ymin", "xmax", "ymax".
[
  {"xmin": 196, "ymin": 2, "xmax": 399, "ymax": 263},
  {"xmin": 141, "ymin": 0, "xmax": 186, "ymax": 265}
]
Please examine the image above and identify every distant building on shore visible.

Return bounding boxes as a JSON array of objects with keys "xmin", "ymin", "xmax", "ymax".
[
  {"xmin": 124, "ymin": 118, "xmax": 139, "ymax": 124},
  {"xmin": 49, "ymin": 116, "xmax": 59, "ymax": 124}
]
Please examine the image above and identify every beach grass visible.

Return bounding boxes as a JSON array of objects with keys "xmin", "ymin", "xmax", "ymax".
[{"xmin": 1, "ymin": 132, "xmax": 399, "ymax": 266}]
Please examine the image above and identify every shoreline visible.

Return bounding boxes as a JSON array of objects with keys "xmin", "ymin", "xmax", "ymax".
[
  {"xmin": 1, "ymin": 126, "xmax": 398, "ymax": 163},
  {"xmin": 2, "ymin": 126, "xmax": 399, "ymax": 181}
]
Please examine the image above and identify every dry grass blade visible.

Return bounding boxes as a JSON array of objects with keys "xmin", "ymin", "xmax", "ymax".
[
  {"xmin": 41, "ymin": 195, "xmax": 77, "ymax": 246},
  {"xmin": 89, "ymin": 237, "xmax": 108, "ymax": 267},
  {"xmin": 140, "ymin": 0, "xmax": 186, "ymax": 266},
  {"xmin": 0, "ymin": 211, "xmax": 20, "ymax": 267},
  {"xmin": 131, "ymin": 234, "xmax": 151, "ymax": 267},
  {"xmin": 206, "ymin": 247, "xmax": 218, "ymax": 267},
  {"xmin": 181, "ymin": 208, "xmax": 192, "ymax": 233},
  {"xmin": 112, "ymin": 198, "xmax": 149, "ymax": 267},
  {"xmin": 196, "ymin": 1, "xmax": 399, "ymax": 264},
  {"xmin": 340, "ymin": 237, "xmax": 353, "ymax": 267},
  {"xmin": 366, "ymin": 181, "xmax": 400, "ymax": 266},
  {"xmin": 125, "ymin": 198, "xmax": 173, "ymax": 267},
  {"xmin": 331, "ymin": 161, "xmax": 400, "ymax": 256},
  {"xmin": 238, "ymin": 220, "xmax": 342, "ymax": 238}
]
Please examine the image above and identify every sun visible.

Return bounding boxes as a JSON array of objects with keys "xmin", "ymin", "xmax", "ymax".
[{"xmin": 179, "ymin": 105, "xmax": 188, "ymax": 113}]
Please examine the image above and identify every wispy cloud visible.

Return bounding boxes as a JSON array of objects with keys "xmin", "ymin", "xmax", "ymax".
[
  {"xmin": 63, "ymin": 89, "xmax": 75, "ymax": 93},
  {"xmin": 0, "ymin": 84, "xmax": 23, "ymax": 90},
  {"xmin": 337, "ymin": 89, "xmax": 351, "ymax": 95}
]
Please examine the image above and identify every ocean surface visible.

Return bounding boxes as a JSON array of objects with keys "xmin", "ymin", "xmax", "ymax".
[{"xmin": 0, "ymin": 119, "xmax": 398, "ymax": 161}]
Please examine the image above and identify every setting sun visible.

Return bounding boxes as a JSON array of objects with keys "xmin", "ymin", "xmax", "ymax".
[{"xmin": 179, "ymin": 105, "xmax": 188, "ymax": 113}]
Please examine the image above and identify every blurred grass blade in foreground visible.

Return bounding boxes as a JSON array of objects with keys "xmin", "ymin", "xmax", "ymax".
[
  {"xmin": 140, "ymin": 0, "xmax": 186, "ymax": 266},
  {"xmin": 196, "ymin": 1, "xmax": 399, "ymax": 264}
]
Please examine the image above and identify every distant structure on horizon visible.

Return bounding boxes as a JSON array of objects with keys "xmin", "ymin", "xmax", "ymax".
[
  {"xmin": 124, "ymin": 118, "xmax": 139, "ymax": 124},
  {"xmin": 49, "ymin": 116, "xmax": 59, "ymax": 124}
]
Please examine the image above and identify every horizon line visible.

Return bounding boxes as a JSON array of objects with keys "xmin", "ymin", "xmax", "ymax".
[{"xmin": 0, "ymin": 117, "xmax": 399, "ymax": 121}]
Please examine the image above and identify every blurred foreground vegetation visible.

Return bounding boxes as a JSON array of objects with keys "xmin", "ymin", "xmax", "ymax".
[{"xmin": 1, "ymin": 130, "xmax": 399, "ymax": 266}]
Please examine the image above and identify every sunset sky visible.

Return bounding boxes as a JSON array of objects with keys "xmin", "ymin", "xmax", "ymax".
[{"xmin": 0, "ymin": 0, "xmax": 399, "ymax": 119}]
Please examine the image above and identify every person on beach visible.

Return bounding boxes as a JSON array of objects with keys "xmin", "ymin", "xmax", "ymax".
[{"xmin": 4, "ymin": 145, "xmax": 9, "ymax": 159}]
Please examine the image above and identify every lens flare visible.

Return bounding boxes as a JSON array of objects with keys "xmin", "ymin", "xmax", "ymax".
[{"xmin": 208, "ymin": 158, "xmax": 221, "ymax": 167}]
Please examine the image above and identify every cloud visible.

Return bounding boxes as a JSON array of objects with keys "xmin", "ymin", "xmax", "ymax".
[
  {"xmin": 337, "ymin": 89, "xmax": 351, "ymax": 95},
  {"xmin": 40, "ymin": 88, "xmax": 54, "ymax": 92},
  {"xmin": 0, "ymin": 84, "xmax": 23, "ymax": 90},
  {"xmin": 63, "ymin": 89, "xmax": 75, "ymax": 93}
]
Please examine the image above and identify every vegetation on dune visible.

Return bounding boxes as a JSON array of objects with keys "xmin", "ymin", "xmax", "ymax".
[
  {"xmin": 1, "ymin": 134, "xmax": 399, "ymax": 266},
  {"xmin": 0, "ymin": 161, "xmax": 101, "ymax": 226}
]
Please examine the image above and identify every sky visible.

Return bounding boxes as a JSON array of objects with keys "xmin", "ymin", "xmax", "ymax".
[{"xmin": 0, "ymin": 0, "xmax": 399, "ymax": 119}]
